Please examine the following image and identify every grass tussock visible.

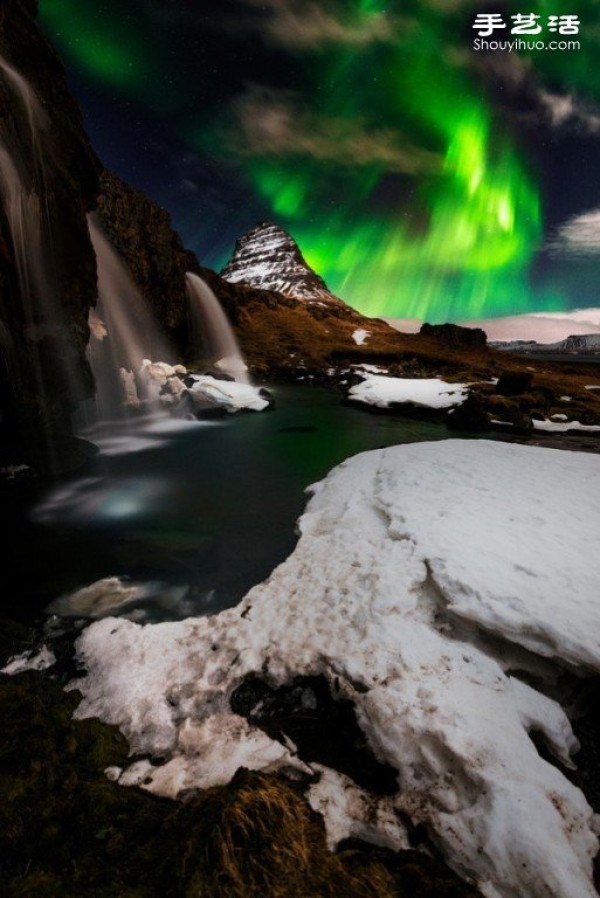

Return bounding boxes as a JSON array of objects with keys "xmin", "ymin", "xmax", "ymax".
[{"xmin": 174, "ymin": 771, "xmax": 396, "ymax": 898}]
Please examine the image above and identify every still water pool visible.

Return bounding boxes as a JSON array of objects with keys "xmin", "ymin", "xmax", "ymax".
[{"xmin": 7, "ymin": 387, "xmax": 459, "ymax": 622}]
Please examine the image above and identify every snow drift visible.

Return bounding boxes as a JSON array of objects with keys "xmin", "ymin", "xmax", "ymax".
[{"xmin": 68, "ymin": 441, "xmax": 600, "ymax": 898}]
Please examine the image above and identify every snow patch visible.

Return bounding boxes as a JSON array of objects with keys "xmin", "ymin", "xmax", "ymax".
[
  {"xmin": 186, "ymin": 376, "xmax": 269, "ymax": 412},
  {"xmin": 352, "ymin": 328, "xmax": 370, "ymax": 346},
  {"xmin": 349, "ymin": 375, "xmax": 468, "ymax": 410},
  {"xmin": 2, "ymin": 646, "xmax": 55, "ymax": 675},
  {"xmin": 533, "ymin": 419, "xmax": 600, "ymax": 433},
  {"xmin": 307, "ymin": 766, "xmax": 409, "ymax": 851}
]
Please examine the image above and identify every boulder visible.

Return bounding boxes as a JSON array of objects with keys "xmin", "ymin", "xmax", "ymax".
[{"xmin": 495, "ymin": 372, "xmax": 534, "ymax": 396}]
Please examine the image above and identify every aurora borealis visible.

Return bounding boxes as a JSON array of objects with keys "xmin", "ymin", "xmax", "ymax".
[{"xmin": 39, "ymin": 0, "xmax": 600, "ymax": 321}]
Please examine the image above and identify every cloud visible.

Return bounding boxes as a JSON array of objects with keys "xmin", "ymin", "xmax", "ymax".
[
  {"xmin": 239, "ymin": 0, "xmax": 397, "ymax": 48},
  {"xmin": 548, "ymin": 209, "xmax": 600, "ymax": 255},
  {"xmin": 538, "ymin": 89, "xmax": 600, "ymax": 134},
  {"xmin": 471, "ymin": 51, "xmax": 600, "ymax": 136},
  {"xmin": 468, "ymin": 311, "xmax": 600, "ymax": 342},
  {"xmin": 225, "ymin": 86, "xmax": 440, "ymax": 175}
]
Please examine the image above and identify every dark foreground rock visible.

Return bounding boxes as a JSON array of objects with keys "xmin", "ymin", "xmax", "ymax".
[{"xmin": 0, "ymin": 669, "xmax": 481, "ymax": 897}]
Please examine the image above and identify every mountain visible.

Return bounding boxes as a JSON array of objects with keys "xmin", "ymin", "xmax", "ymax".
[
  {"xmin": 221, "ymin": 221, "xmax": 344, "ymax": 306},
  {"xmin": 557, "ymin": 333, "xmax": 600, "ymax": 353},
  {"xmin": 492, "ymin": 333, "xmax": 600, "ymax": 354}
]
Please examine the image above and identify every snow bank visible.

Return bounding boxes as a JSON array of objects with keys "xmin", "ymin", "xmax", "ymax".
[
  {"xmin": 534, "ymin": 419, "xmax": 600, "ymax": 434},
  {"xmin": 186, "ymin": 375, "xmax": 269, "ymax": 413},
  {"xmin": 69, "ymin": 441, "xmax": 600, "ymax": 898},
  {"xmin": 348, "ymin": 375, "xmax": 468, "ymax": 410}
]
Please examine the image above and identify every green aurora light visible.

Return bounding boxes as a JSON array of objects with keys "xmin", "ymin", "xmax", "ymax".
[
  {"xmin": 39, "ymin": 0, "xmax": 600, "ymax": 321},
  {"xmin": 231, "ymin": 1, "xmax": 553, "ymax": 320}
]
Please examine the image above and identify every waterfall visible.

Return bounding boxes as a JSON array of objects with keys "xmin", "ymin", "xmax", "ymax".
[
  {"xmin": 185, "ymin": 272, "xmax": 250, "ymax": 384},
  {"xmin": 0, "ymin": 57, "xmax": 47, "ymax": 141},
  {"xmin": 85, "ymin": 214, "xmax": 173, "ymax": 422},
  {"xmin": 0, "ymin": 54, "xmax": 67, "ymax": 459},
  {"xmin": 0, "ymin": 53, "xmax": 52, "ymax": 295}
]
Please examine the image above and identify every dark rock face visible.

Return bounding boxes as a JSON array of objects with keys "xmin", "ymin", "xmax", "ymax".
[
  {"xmin": 495, "ymin": 371, "xmax": 534, "ymax": 396},
  {"xmin": 420, "ymin": 322, "xmax": 487, "ymax": 349},
  {"xmin": 96, "ymin": 171, "xmax": 201, "ymax": 358},
  {"xmin": 0, "ymin": 0, "xmax": 100, "ymax": 457},
  {"xmin": 221, "ymin": 220, "xmax": 344, "ymax": 305}
]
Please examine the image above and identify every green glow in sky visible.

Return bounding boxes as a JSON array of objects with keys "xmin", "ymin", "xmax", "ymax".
[
  {"xmin": 235, "ymin": 1, "xmax": 548, "ymax": 320},
  {"xmin": 39, "ymin": 0, "xmax": 600, "ymax": 320},
  {"xmin": 39, "ymin": 0, "xmax": 153, "ymax": 92}
]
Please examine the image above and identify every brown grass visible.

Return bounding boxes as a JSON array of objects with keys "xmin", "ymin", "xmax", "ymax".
[{"xmin": 173, "ymin": 771, "xmax": 397, "ymax": 898}]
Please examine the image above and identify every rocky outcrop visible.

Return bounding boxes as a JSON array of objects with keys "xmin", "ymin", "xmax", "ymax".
[
  {"xmin": 0, "ymin": 0, "xmax": 101, "ymax": 460},
  {"xmin": 221, "ymin": 221, "xmax": 344, "ymax": 306},
  {"xmin": 420, "ymin": 322, "xmax": 487, "ymax": 349}
]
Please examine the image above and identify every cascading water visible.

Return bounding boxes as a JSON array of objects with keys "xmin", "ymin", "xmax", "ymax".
[
  {"xmin": 0, "ymin": 53, "xmax": 70, "ymax": 460},
  {"xmin": 85, "ymin": 214, "xmax": 173, "ymax": 423},
  {"xmin": 0, "ymin": 53, "xmax": 54, "ymax": 313},
  {"xmin": 185, "ymin": 272, "xmax": 250, "ymax": 384},
  {"xmin": 0, "ymin": 57, "xmax": 47, "ymax": 141}
]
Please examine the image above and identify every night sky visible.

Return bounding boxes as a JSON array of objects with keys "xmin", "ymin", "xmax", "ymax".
[{"xmin": 39, "ymin": 0, "xmax": 600, "ymax": 321}]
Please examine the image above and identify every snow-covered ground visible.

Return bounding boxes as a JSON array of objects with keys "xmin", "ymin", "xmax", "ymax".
[
  {"xmin": 348, "ymin": 374, "xmax": 468, "ymax": 410},
  {"xmin": 534, "ymin": 419, "xmax": 600, "ymax": 434},
  {"xmin": 62, "ymin": 440, "xmax": 600, "ymax": 898}
]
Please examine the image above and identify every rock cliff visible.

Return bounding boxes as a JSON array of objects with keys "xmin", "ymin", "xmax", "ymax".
[
  {"xmin": 96, "ymin": 171, "xmax": 200, "ymax": 357},
  {"xmin": 0, "ymin": 0, "xmax": 100, "ymax": 461}
]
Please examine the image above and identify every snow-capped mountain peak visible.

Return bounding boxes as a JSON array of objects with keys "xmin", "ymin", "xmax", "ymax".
[{"xmin": 220, "ymin": 221, "xmax": 344, "ymax": 305}]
